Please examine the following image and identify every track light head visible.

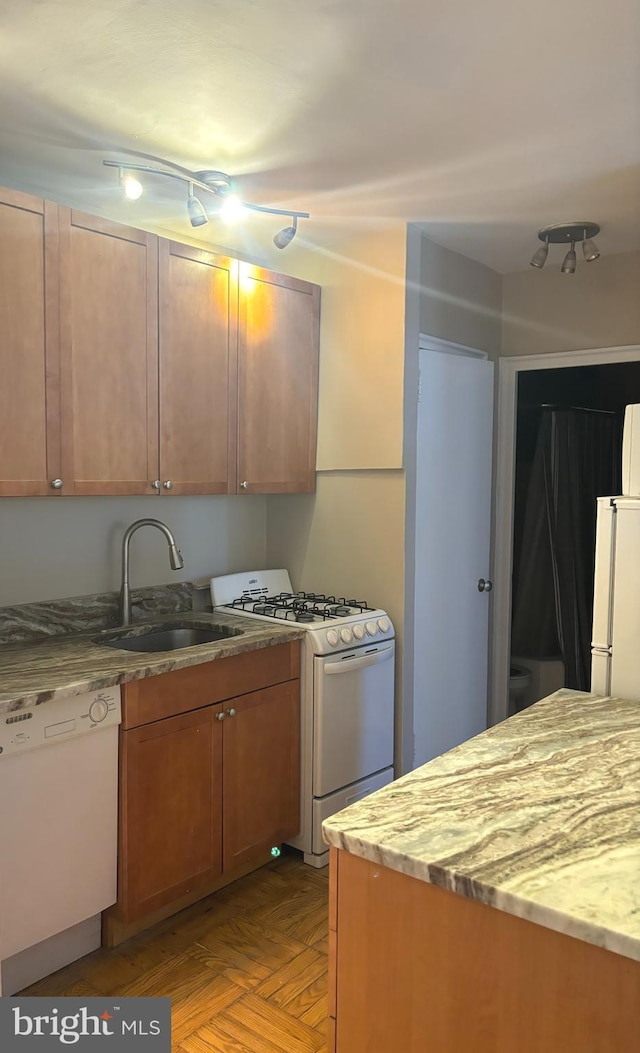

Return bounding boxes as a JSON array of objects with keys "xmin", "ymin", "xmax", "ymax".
[
  {"xmin": 530, "ymin": 238, "xmax": 549, "ymax": 268},
  {"xmin": 119, "ymin": 168, "xmax": 143, "ymax": 200},
  {"xmin": 186, "ymin": 183, "xmax": 208, "ymax": 227},
  {"xmin": 273, "ymin": 216, "xmax": 298, "ymax": 249},
  {"xmin": 582, "ymin": 238, "xmax": 600, "ymax": 262},
  {"xmin": 219, "ymin": 194, "xmax": 247, "ymax": 223},
  {"xmin": 561, "ymin": 241, "xmax": 577, "ymax": 274}
]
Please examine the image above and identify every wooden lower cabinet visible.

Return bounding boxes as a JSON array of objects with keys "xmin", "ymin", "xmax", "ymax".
[
  {"xmin": 223, "ymin": 681, "xmax": 300, "ymax": 870},
  {"xmin": 105, "ymin": 643, "xmax": 301, "ymax": 942},
  {"xmin": 329, "ymin": 849, "xmax": 640, "ymax": 1053},
  {"xmin": 118, "ymin": 705, "xmax": 223, "ymax": 923}
]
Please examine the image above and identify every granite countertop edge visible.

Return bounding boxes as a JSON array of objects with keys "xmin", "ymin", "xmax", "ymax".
[
  {"xmin": 322, "ymin": 689, "xmax": 640, "ymax": 964},
  {"xmin": 322, "ymin": 830, "xmax": 640, "ymax": 963},
  {"xmin": 0, "ymin": 612, "xmax": 305, "ymax": 713}
]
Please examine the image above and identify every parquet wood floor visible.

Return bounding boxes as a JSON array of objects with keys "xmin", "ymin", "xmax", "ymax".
[{"xmin": 21, "ymin": 850, "xmax": 330, "ymax": 1053}]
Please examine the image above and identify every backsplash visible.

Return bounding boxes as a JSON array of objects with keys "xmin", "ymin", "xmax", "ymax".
[{"xmin": 0, "ymin": 582, "xmax": 195, "ymax": 647}]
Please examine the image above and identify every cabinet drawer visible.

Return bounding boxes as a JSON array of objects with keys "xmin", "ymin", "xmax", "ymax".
[{"xmin": 122, "ymin": 641, "xmax": 300, "ymax": 728}]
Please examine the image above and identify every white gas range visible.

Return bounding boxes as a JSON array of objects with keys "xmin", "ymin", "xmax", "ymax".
[{"xmin": 211, "ymin": 569, "xmax": 396, "ymax": 867}]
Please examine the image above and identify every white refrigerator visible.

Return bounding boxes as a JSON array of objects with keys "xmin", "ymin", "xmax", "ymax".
[{"xmin": 591, "ymin": 494, "xmax": 640, "ymax": 699}]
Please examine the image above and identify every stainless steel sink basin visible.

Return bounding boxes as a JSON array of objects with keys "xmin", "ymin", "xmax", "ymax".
[{"xmin": 94, "ymin": 624, "xmax": 243, "ymax": 653}]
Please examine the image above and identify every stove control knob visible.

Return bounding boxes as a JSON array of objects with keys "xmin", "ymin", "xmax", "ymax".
[
  {"xmin": 365, "ymin": 620, "xmax": 378, "ymax": 636},
  {"xmin": 326, "ymin": 629, "xmax": 339, "ymax": 647},
  {"xmin": 340, "ymin": 627, "xmax": 353, "ymax": 644},
  {"xmin": 353, "ymin": 623, "xmax": 365, "ymax": 641},
  {"xmin": 89, "ymin": 698, "xmax": 109, "ymax": 724},
  {"xmin": 377, "ymin": 617, "xmax": 390, "ymax": 634}
]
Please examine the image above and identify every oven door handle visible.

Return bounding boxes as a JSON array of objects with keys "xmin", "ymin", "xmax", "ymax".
[{"xmin": 324, "ymin": 645, "xmax": 394, "ymax": 674}]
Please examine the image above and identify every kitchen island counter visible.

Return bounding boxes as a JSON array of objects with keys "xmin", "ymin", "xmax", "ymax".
[
  {"xmin": 0, "ymin": 611, "xmax": 304, "ymax": 715},
  {"xmin": 323, "ymin": 688, "xmax": 640, "ymax": 961}
]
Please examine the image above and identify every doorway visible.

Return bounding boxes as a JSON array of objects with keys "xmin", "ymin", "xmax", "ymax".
[{"xmin": 492, "ymin": 345, "xmax": 640, "ymax": 725}]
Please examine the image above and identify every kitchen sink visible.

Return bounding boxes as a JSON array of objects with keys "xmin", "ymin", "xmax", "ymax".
[{"xmin": 94, "ymin": 624, "xmax": 244, "ymax": 653}]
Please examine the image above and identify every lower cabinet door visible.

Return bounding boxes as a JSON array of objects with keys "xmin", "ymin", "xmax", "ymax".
[
  {"xmin": 223, "ymin": 682, "xmax": 300, "ymax": 871},
  {"xmin": 119, "ymin": 705, "xmax": 223, "ymax": 921}
]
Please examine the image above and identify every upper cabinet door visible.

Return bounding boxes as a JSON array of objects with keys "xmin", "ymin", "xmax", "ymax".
[
  {"xmin": 0, "ymin": 189, "xmax": 61, "ymax": 496},
  {"xmin": 58, "ymin": 209, "xmax": 159, "ymax": 495},
  {"xmin": 237, "ymin": 264, "xmax": 320, "ymax": 493},
  {"xmin": 158, "ymin": 240, "xmax": 237, "ymax": 494}
]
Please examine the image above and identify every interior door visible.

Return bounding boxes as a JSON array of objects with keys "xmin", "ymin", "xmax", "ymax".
[{"xmin": 413, "ymin": 349, "xmax": 494, "ymax": 766}]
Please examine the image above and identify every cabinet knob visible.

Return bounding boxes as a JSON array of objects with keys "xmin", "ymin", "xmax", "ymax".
[
  {"xmin": 50, "ymin": 478, "xmax": 63, "ymax": 489},
  {"xmin": 151, "ymin": 480, "xmax": 161, "ymax": 490},
  {"xmin": 477, "ymin": 578, "xmax": 493, "ymax": 593},
  {"xmin": 216, "ymin": 712, "xmax": 226, "ymax": 721},
  {"xmin": 240, "ymin": 481, "xmax": 249, "ymax": 490},
  {"xmin": 227, "ymin": 707, "xmax": 237, "ymax": 718},
  {"xmin": 163, "ymin": 480, "xmax": 173, "ymax": 490}
]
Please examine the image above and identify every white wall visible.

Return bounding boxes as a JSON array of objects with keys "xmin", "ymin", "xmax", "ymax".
[
  {"xmin": 502, "ymin": 251, "xmax": 640, "ymax": 355},
  {"xmin": 0, "ymin": 495, "xmax": 266, "ymax": 606}
]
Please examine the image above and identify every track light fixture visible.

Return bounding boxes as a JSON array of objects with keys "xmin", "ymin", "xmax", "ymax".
[
  {"xmin": 529, "ymin": 222, "xmax": 600, "ymax": 273},
  {"xmin": 104, "ymin": 158, "xmax": 309, "ymax": 247}
]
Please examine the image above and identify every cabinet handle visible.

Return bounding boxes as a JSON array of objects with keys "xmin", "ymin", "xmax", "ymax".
[
  {"xmin": 50, "ymin": 479, "xmax": 63, "ymax": 489},
  {"xmin": 163, "ymin": 480, "xmax": 173, "ymax": 490},
  {"xmin": 227, "ymin": 708, "xmax": 237, "ymax": 718},
  {"xmin": 216, "ymin": 712, "xmax": 226, "ymax": 721},
  {"xmin": 240, "ymin": 481, "xmax": 249, "ymax": 490},
  {"xmin": 151, "ymin": 480, "xmax": 161, "ymax": 490}
]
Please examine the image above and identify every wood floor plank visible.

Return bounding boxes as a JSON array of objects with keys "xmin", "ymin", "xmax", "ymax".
[
  {"xmin": 115, "ymin": 951, "xmax": 218, "ymax": 999},
  {"xmin": 183, "ymin": 1016, "xmax": 284, "ymax": 1053},
  {"xmin": 255, "ymin": 948, "xmax": 327, "ymax": 1011},
  {"xmin": 194, "ymin": 915, "xmax": 309, "ymax": 984},
  {"xmin": 219, "ymin": 992, "xmax": 324, "ymax": 1053},
  {"xmin": 298, "ymin": 989, "xmax": 329, "ymax": 1030},
  {"xmin": 171, "ymin": 974, "xmax": 245, "ymax": 1045}
]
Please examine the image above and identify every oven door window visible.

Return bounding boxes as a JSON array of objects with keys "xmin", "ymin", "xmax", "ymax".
[{"xmin": 312, "ymin": 642, "xmax": 395, "ymax": 798}]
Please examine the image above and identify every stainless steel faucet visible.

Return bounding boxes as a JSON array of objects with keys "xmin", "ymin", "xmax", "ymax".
[{"xmin": 119, "ymin": 519, "xmax": 185, "ymax": 626}]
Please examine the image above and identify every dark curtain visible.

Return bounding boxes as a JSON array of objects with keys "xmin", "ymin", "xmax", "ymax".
[{"xmin": 511, "ymin": 408, "xmax": 622, "ymax": 690}]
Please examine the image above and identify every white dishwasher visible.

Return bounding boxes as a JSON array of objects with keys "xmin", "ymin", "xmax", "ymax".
[{"xmin": 0, "ymin": 687, "xmax": 121, "ymax": 995}]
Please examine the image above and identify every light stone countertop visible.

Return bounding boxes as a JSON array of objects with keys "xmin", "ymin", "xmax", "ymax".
[
  {"xmin": 0, "ymin": 611, "xmax": 304, "ymax": 715},
  {"xmin": 323, "ymin": 689, "xmax": 640, "ymax": 962}
]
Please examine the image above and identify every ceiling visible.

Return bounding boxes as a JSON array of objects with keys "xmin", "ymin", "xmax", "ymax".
[{"xmin": 0, "ymin": 0, "xmax": 638, "ymax": 272}]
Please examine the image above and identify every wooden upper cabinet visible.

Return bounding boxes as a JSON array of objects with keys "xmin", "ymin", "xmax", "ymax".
[
  {"xmin": 222, "ymin": 681, "xmax": 300, "ymax": 872},
  {"xmin": 58, "ymin": 209, "xmax": 158, "ymax": 495},
  {"xmin": 158, "ymin": 240, "xmax": 237, "ymax": 494},
  {"xmin": 0, "ymin": 188, "xmax": 61, "ymax": 496},
  {"xmin": 237, "ymin": 264, "xmax": 320, "ymax": 493}
]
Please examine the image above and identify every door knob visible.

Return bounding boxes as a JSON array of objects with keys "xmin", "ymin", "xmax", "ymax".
[
  {"xmin": 163, "ymin": 480, "xmax": 173, "ymax": 490},
  {"xmin": 50, "ymin": 478, "xmax": 63, "ymax": 489},
  {"xmin": 477, "ymin": 578, "xmax": 493, "ymax": 593}
]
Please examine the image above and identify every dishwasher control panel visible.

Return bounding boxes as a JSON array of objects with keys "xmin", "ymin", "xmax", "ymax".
[{"xmin": 0, "ymin": 687, "xmax": 121, "ymax": 756}]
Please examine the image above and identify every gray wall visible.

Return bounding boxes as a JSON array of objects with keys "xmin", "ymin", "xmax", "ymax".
[
  {"xmin": 419, "ymin": 235, "xmax": 502, "ymax": 355},
  {"xmin": 502, "ymin": 251, "xmax": 640, "ymax": 355},
  {"xmin": 0, "ymin": 496, "xmax": 267, "ymax": 606}
]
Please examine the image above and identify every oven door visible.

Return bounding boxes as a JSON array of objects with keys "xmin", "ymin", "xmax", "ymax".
[{"xmin": 313, "ymin": 641, "xmax": 395, "ymax": 798}]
